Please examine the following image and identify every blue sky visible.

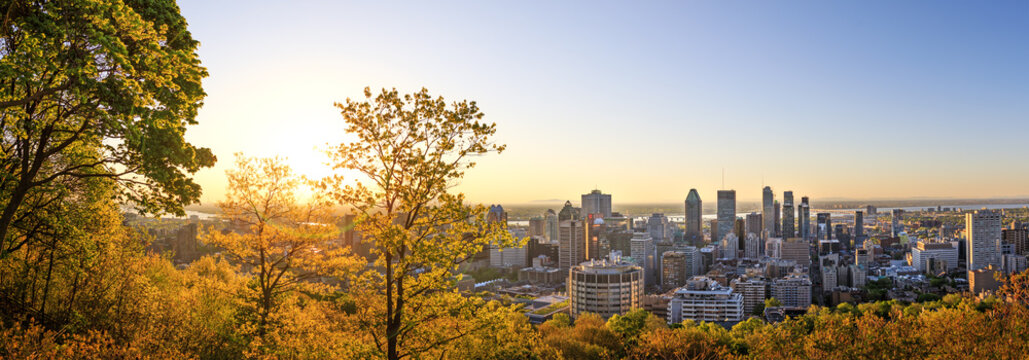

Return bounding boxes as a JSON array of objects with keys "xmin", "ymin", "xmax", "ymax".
[{"xmin": 178, "ymin": 1, "xmax": 1029, "ymax": 204}]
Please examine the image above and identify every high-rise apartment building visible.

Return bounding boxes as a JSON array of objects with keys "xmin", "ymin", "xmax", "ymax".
[
  {"xmin": 667, "ymin": 277, "xmax": 744, "ymax": 324},
  {"xmin": 730, "ymin": 275, "xmax": 767, "ymax": 316},
  {"xmin": 568, "ymin": 253, "xmax": 643, "ymax": 319},
  {"xmin": 685, "ymin": 189, "xmax": 703, "ymax": 244},
  {"xmin": 967, "ymin": 209, "xmax": 1002, "ymax": 271},
  {"xmin": 581, "ymin": 189, "xmax": 612, "ymax": 218},
  {"xmin": 770, "ymin": 273, "xmax": 812, "ymax": 309},
  {"xmin": 717, "ymin": 190, "xmax": 736, "ymax": 247}
]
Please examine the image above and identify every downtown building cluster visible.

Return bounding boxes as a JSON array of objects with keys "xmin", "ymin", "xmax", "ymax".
[{"xmin": 417, "ymin": 188, "xmax": 1029, "ymax": 327}]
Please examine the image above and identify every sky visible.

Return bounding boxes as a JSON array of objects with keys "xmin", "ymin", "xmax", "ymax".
[{"xmin": 177, "ymin": 1, "xmax": 1029, "ymax": 205}]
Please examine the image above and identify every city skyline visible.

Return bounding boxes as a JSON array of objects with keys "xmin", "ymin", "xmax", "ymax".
[{"xmin": 176, "ymin": 1, "xmax": 1028, "ymax": 204}]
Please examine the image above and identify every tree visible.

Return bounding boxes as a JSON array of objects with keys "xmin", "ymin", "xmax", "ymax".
[
  {"xmin": 205, "ymin": 155, "xmax": 349, "ymax": 338},
  {"xmin": 764, "ymin": 297, "xmax": 783, "ymax": 309},
  {"xmin": 0, "ymin": 0, "xmax": 215, "ymax": 259},
  {"xmin": 321, "ymin": 87, "xmax": 516, "ymax": 360}
]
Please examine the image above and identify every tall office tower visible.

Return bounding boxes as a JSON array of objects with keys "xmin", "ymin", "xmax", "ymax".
[
  {"xmin": 559, "ymin": 220, "xmax": 586, "ymax": 269},
  {"xmin": 781, "ymin": 238, "xmax": 811, "ymax": 266},
  {"xmin": 1002, "ymin": 222, "xmax": 1029, "ymax": 256},
  {"xmin": 782, "ymin": 191, "xmax": 795, "ymax": 238},
  {"xmin": 487, "ymin": 204, "xmax": 508, "ymax": 223},
  {"xmin": 773, "ymin": 200, "xmax": 782, "ymax": 237},
  {"xmin": 735, "ymin": 218, "xmax": 747, "ymax": 249},
  {"xmin": 744, "ymin": 233, "xmax": 761, "ymax": 258},
  {"xmin": 661, "ymin": 249, "xmax": 702, "ymax": 290},
  {"xmin": 892, "ymin": 209, "xmax": 905, "ymax": 237},
  {"xmin": 581, "ymin": 189, "xmax": 612, "ymax": 218},
  {"xmin": 710, "ymin": 219, "xmax": 719, "ymax": 244},
  {"xmin": 684, "ymin": 189, "xmax": 703, "ymax": 244},
  {"xmin": 529, "ymin": 216, "xmax": 546, "ymax": 237},
  {"xmin": 647, "ymin": 213, "xmax": 669, "ymax": 242},
  {"xmin": 630, "ymin": 232, "xmax": 657, "ymax": 286},
  {"xmin": 799, "ymin": 197, "xmax": 811, "ymax": 240},
  {"xmin": 816, "ymin": 213, "xmax": 832, "ymax": 240},
  {"xmin": 568, "ymin": 253, "xmax": 643, "ymax": 319},
  {"xmin": 721, "ymin": 233, "xmax": 739, "ymax": 259},
  {"xmin": 967, "ymin": 209, "xmax": 1002, "ymax": 271},
  {"xmin": 866, "ymin": 205, "xmax": 877, "ymax": 215},
  {"xmin": 717, "ymin": 190, "xmax": 736, "ymax": 247},
  {"xmin": 745, "ymin": 213, "xmax": 763, "ymax": 239},
  {"xmin": 765, "ymin": 237, "xmax": 782, "ymax": 258},
  {"xmin": 558, "ymin": 200, "xmax": 579, "ymax": 221},
  {"xmin": 585, "ymin": 214, "xmax": 606, "ymax": 260},
  {"xmin": 854, "ymin": 211, "xmax": 865, "ymax": 247},
  {"xmin": 762, "ymin": 186, "xmax": 775, "ymax": 239},
  {"xmin": 545, "ymin": 209, "xmax": 559, "ymax": 242}
]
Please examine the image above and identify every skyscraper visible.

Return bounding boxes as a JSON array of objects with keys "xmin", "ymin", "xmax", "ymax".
[
  {"xmin": 684, "ymin": 189, "xmax": 702, "ymax": 244},
  {"xmin": 545, "ymin": 209, "xmax": 559, "ymax": 242},
  {"xmin": 816, "ymin": 213, "xmax": 832, "ymax": 240},
  {"xmin": 773, "ymin": 200, "xmax": 782, "ymax": 238},
  {"xmin": 647, "ymin": 213, "xmax": 669, "ymax": 242},
  {"xmin": 892, "ymin": 209, "xmax": 905, "ymax": 237},
  {"xmin": 854, "ymin": 210, "xmax": 865, "ymax": 248},
  {"xmin": 710, "ymin": 219, "xmax": 719, "ymax": 244},
  {"xmin": 782, "ymin": 191, "xmax": 795, "ymax": 238},
  {"xmin": 487, "ymin": 204, "xmax": 507, "ymax": 223},
  {"xmin": 558, "ymin": 200, "xmax": 579, "ymax": 221},
  {"xmin": 585, "ymin": 214, "xmax": 606, "ymax": 260},
  {"xmin": 529, "ymin": 216, "xmax": 545, "ymax": 237},
  {"xmin": 581, "ymin": 189, "xmax": 612, "ymax": 218},
  {"xmin": 717, "ymin": 190, "xmax": 736, "ymax": 244},
  {"xmin": 799, "ymin": 196, "xmax": 810, "ymax": 240},
  {"xmin": 559, "ymin": 219, "xmax": 586, "ymax": 269},
  {"xmin": 745, "ymin": 212, "xmax": 762, "ymax": 238},
  {"xmin": 762, "ymin": 186, "xmax": 774, "ymax": 239},
  {"xmin": 967, "ymin": 209, "xmax": 1002, "ymax": 271},
  {"xmin": 630, "ymin": 232, "xmax": 657, "ymax": 286}
]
